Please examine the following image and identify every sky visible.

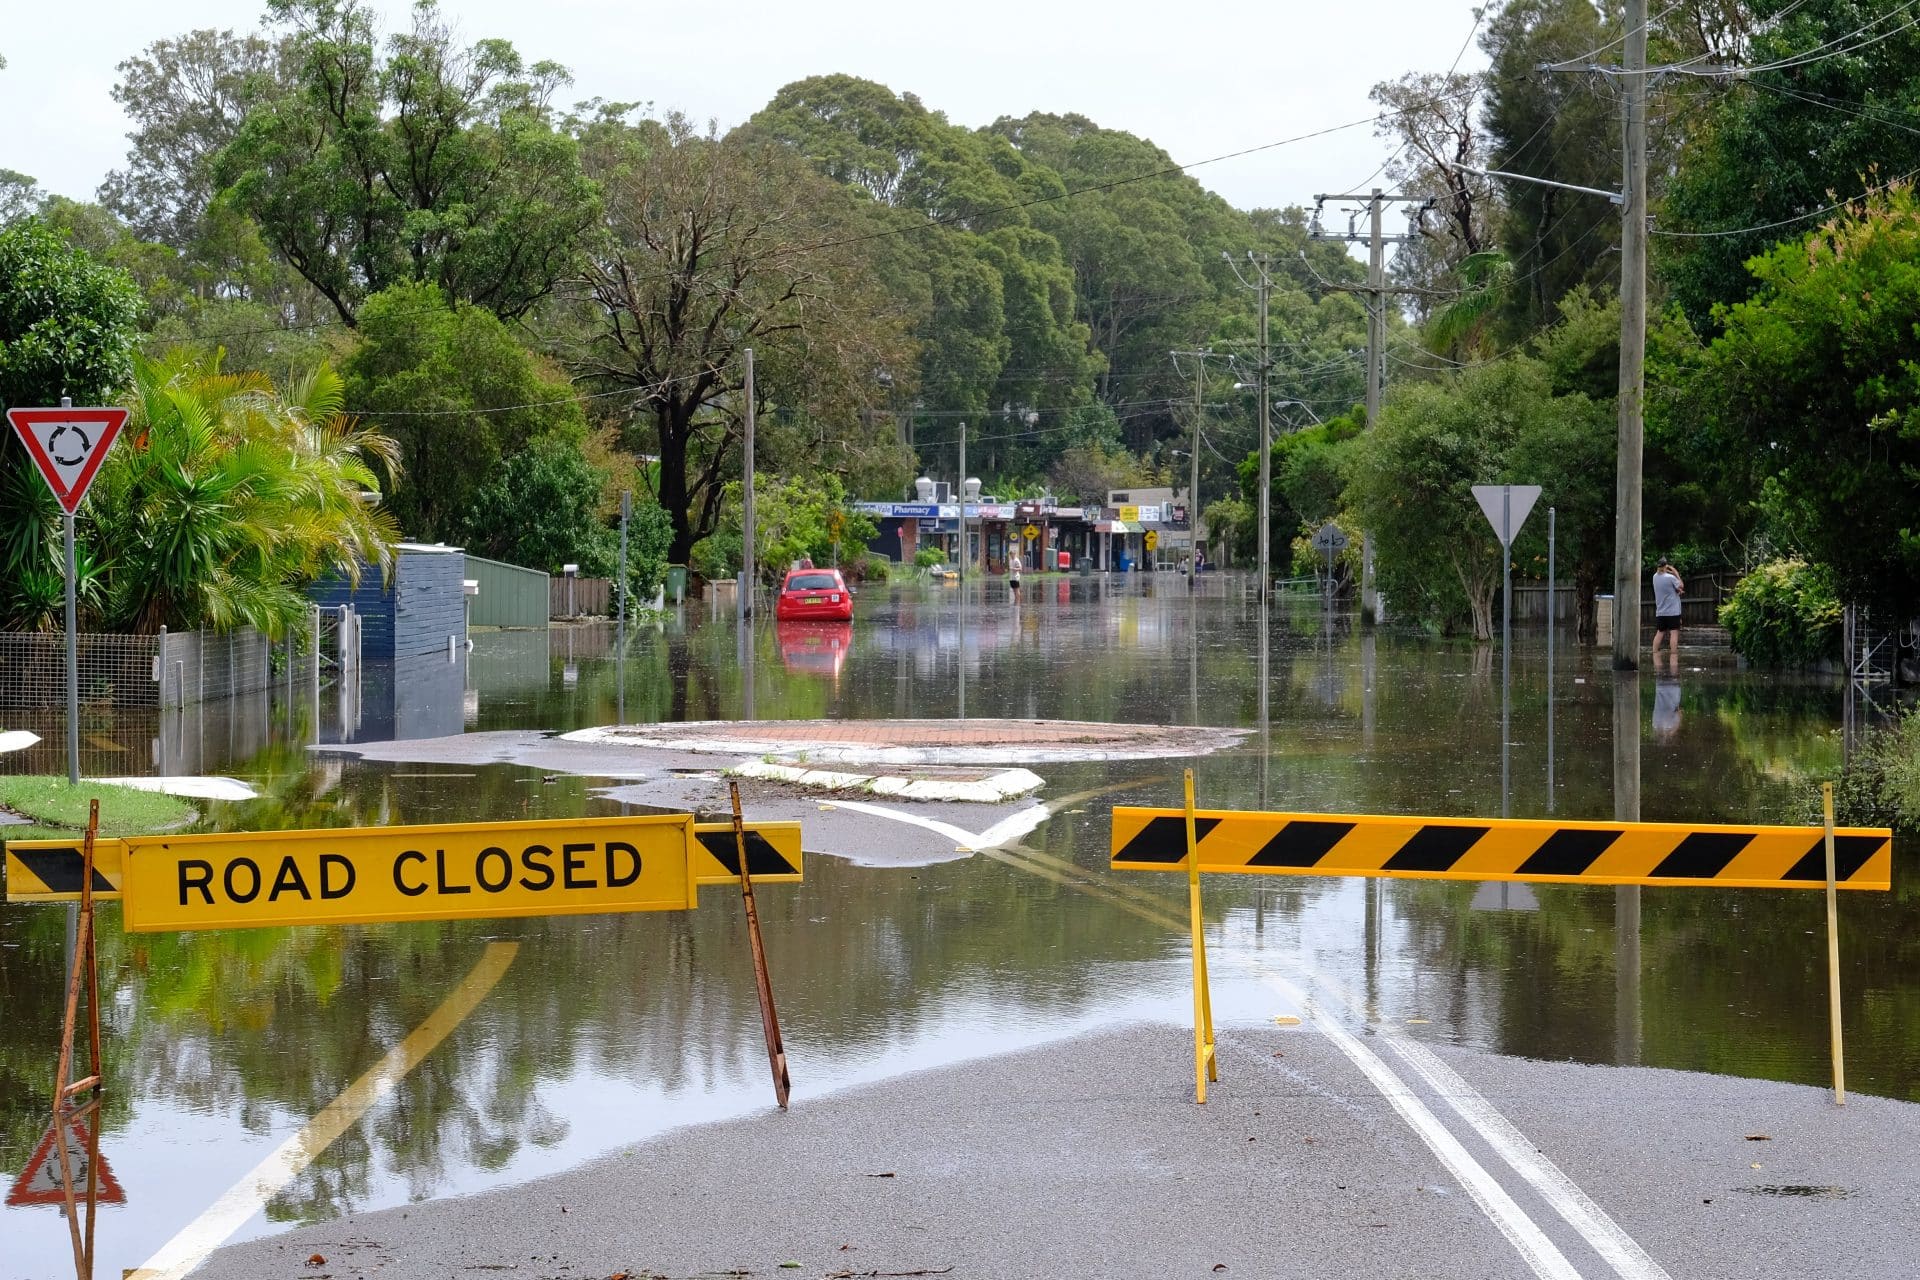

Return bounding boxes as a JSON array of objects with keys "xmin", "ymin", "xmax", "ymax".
[{"xmin": 0, "ymin": 0, "xmax": 1489, "ymax": 216}]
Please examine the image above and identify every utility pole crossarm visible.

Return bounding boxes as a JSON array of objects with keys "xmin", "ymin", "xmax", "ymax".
[{"xmin": 1441, "ymin": 160, "xmax": 1623, "ymax": 205}]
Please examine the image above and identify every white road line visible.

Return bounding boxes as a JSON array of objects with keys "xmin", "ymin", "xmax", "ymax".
[
  {"xmin": 126, "ymin": 943, "xmax": 518, "ymax": 1280},
  {"xmin": 1248, "ymin": 967, "xmax": 1586, "ymax": 1280},
  {"xmin": 1263, "ymin": 956, "xmax": 1669, "ymax": 1280},
  {"xmin": 1383, "ymin": 1033, "xmax": 1674, "ymax": 1280},
  {"xmin": 838, "ymin": 799, "xmax": 1627, "ymax": 1280}
]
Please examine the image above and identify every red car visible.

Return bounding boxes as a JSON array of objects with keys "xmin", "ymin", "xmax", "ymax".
[{"xmin": 774, "ymin": 567, "xmax": 854, "ymax": 621}]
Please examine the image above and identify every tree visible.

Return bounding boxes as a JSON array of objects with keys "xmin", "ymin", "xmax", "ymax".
[
  {"xmin": 1658, "ymin": 0, "xmax": 1920, "ymax": 328},
  {"xmin": 1654, "ymin": 186, "xmax": 1920, "ymax": 612},
  {"xmin": 0, "ymin": 221, "xmax": 141, "ymax": 612},
  {"xmin": 1371, "ymin": 72, "xmax": 1493, "ymax": 319},
  {"xmin": 716, "ymin": 472, "xmax": 876, "ymax": 584},
  {"xmin": 88, "ymin": 353, "xmax": 400, "ymax": 636},
  {"xmin": 101, "ymin": 28, "xmax": 283, "ymax": 248},
  {"xmin": 1347, "ymin": 357, "xmax": 1606, "ymax": 638},
  {"xmin": 1480, "ymin": 0, "xmax": 1623, "ymax": 337},
  {"xmin": 0, "ymin": 170, "xmax": 42, "ymax": 226},
  {"xmin": 988, "ymin": 112, "xmax": 1237, "ymax": 414},
  {"xmin": 342, "ymin": 281, "xmax": 583, "ymax": 543},
  {"xmin": 464, "ymin": 435, "xmax": 668, "ymax": 592},
  {"xmin": 568, "ymin": 112, "xmax": 915, "ymax": 564},
  {"xmin": 214, "ymin": 0, "xmax": 598, "ymax": 325},
  {"xmin": 748, "ymin": 79, "xmax": 1099, "ymax": 449}
]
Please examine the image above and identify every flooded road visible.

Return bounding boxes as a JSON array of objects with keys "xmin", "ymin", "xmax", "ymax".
[{"xmin": 1, "ymin": 573, "xmax": 1911, "ymax": 1279}]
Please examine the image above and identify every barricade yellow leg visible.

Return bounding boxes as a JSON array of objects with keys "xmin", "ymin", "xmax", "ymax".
[
  {"xmin": 1822, "ymin": 782, "xmax": 1846, "ymax": 1106},
  {"xmin": 1185, "ymin": 770, "xmax": 1217, "ymax": 1103}
]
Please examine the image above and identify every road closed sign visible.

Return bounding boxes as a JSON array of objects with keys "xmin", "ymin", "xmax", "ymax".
[{"xmin": 118, "ymin": 816, "xmax": 701, "ymax": 932}]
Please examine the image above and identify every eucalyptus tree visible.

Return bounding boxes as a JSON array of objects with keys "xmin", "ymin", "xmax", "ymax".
[
  {"xmin": 566, "ymin": 111, "xmax": 916, "ymax": 565},
  {"xmin": 213, "ymin": 0, "xmax": 598, "ymax": 326}
]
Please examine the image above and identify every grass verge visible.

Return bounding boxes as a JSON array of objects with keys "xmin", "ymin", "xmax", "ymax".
[{"xmin": 0, "ymin": 776, "xmax": 196, "ymax": 842}]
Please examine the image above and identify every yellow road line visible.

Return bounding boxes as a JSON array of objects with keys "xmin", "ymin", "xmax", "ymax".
[{"xmin": 126, "ymin": 941, "xmax": 520, "ymax": 1280}]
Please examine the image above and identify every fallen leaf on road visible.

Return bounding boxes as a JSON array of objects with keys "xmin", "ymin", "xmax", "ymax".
[
  {"xmin": 1745, "ymin": 1134, "xmax": 1771, "ymax": 1141},
  {"xmin": 864, "ymin": 1171, "xmax": 896, "ymax": 1178},
  {"xmin": 1213, "ymin": 1265, "xmax": 1228, "ymax": 1272},
  {"xmin": 306, "ymin": 1258, "xmax": 327, "ymax": 1269}
]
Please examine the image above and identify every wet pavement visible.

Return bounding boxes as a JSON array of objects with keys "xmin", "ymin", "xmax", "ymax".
[{"xmin": 1, "ymin": 573, "xmax": 1914, "ymax": 1279}]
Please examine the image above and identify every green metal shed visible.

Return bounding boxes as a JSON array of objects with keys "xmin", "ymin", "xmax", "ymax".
[{"xmin": 465, "ymin": 555, "xmax": 550, "ymax": 628}]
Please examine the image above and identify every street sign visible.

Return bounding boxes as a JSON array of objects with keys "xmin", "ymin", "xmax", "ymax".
[
  {"xmin": 1311, "ymin": 523, "xmax": 1349, "ymax": 552},
  {"xmin": 1022, "ymin": 524, "xmax": 1040, "ymax": 541},
  {"xmin": 1144, "ymin": 530, "xmax": 1160, "ymax": 552},
  {"xmin": 5, "ymin": 820, "xmax": 804, "ymax": 904},
  {"xmin": 1471, "ymin": 484, "xmax": 1541, "ymax": 548},
  {"xmin": 1111, "ymin": 806, "xmax": 1894, "ymax": 890},
  {"xmin": 5, "ymin": 1119, "xmax": 124, "ymax": 1207},
  {"xmin": 5, "ymin": 407, "xmax": 129, "ymax": 514},
  {"xmin": 116, "ymin": 815, "xmax": 706, "ymax": 932}
]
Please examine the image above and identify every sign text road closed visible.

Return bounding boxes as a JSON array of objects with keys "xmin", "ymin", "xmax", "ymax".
[
  {"xmin": 119, "ymin": 816, "xmax": 700, "ymax": 932},
  {"xmin": 5, "ymin": 820, "xmax": 802, "ymax": 904},
  {"xmin": 1111, "ymin": 807, "xmax": 1893, "ymax": 890}
]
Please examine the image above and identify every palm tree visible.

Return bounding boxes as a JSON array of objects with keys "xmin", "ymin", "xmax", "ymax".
[
  {"xmin": 88, "ymin": 353, "xmax": 402, "ymax": 638},
  {"xmin": 1427, "ymin": 251, "xmax": 1516, "ymax": 360}
]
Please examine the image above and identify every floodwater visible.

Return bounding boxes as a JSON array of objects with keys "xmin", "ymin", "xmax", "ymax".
[{"xmin": 1, "ymin": 573, "xmax": 1911, "ymax": 1278}]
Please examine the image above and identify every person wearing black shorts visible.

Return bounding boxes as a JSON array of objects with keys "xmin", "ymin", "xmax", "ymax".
[{"xmin": 1651, "ymin": 556, "xmax": 1684, "ymax": 657}]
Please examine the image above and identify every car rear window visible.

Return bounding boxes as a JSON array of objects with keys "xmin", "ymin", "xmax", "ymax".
[{"xmin": 787, "ymin": 573, "xmax": 839, "ymax": 591}]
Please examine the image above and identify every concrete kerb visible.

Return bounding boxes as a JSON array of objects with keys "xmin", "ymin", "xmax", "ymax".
[
  {"xmin": 729, "ymin": 757, "xmax": 1046, "ymax": 803},
  {"xmin": 560, "ymin": 718, "xmax": 1250, "ymax": 767}
]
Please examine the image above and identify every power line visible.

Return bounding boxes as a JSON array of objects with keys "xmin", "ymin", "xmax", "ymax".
[{"xmin": 1653, "ymin": 162, "xmax": 1920, "ymax": 238}]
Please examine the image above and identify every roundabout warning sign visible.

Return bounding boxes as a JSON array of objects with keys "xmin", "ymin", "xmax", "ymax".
[{"xmin": 5, "ymin": 406, "xmax": 129, "ymax": 513}]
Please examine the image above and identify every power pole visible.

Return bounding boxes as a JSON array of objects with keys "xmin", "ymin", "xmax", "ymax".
[
  {"xmin": 1309, "ymin": 190, "xmax": 1424, "ymax": 624},
  {"xmin": 741, "ymin": 347, "xmax": 756, "ymax": 620},
  {"xmin": 1255, "ymin": 258, "xmax": 1272, "ymax": 601},
  {"xmin": 1190, "ymin": 353, "xmax": 1203, "ymax": 587},
  {"xmin": 1613, "ymin": 0, "xmax": 1649, "ymax": 670},
  {"xmin": 1171, "ymin": 349, "xmax": 1211, "ymax": 589}
]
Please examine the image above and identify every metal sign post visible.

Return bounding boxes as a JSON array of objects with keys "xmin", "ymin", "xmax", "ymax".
[
  {"xmin": 7, "ymin": 402, "xmax": 130, "ymax": 786},
  {"xmin": 1471, "ymin": 485, "xmax": 1541, "ymax": 819}
]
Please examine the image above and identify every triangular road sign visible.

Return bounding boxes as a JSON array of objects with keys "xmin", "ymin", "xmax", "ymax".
[
  {"xmin": 5, "ymin": 406, "xmax": 130, "ymax": 514},
  {"xmin": 5, "ymin": 1118, "xmax": 125, "ymax": 1206},
  {"xmin": 1471, "ymin": 484, "xmax": 1542, "ymax": 548}
]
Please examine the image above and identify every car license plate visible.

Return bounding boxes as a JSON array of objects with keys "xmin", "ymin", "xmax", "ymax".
[{"xmin": 804, "ymin": 596, "xmax": 824, "ymax": 604}]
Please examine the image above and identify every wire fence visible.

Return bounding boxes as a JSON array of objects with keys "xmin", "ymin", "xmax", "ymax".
[{"xmin": 0, "ymin": 626, "xmax": 286, "ymax": 709}]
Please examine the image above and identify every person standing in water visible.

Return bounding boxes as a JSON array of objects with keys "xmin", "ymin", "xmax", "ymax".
[
  {"xmin": 1008, "ymin": 547, "xmax": 1024, "ymax": 600},
  {"xmin": 1651, "ymin": 556, "xmax": 1684, "ymax": 662}
]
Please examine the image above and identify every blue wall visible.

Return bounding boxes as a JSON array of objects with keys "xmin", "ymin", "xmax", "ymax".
[{"xmin": 310, "ymin": 546, "xmax": 467, "ymax": 660}]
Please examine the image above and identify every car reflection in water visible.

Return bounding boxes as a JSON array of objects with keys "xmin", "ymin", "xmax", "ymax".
[{"xmin": 776, "ymin": 619, "xmax": 853, "ymax": 677}]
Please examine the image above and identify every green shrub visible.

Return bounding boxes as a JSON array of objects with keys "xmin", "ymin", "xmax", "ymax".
[
  {"xmin": 1719, "ymin": 558, "xmax": 1842, "ymax": 667},
  {"xmin": 689, "ymin": 533, "xmax": 740, "ymax": 582},
  {"xmin": 842, "ymin": 552, "xmax": 893, "ymax": 584},
  {"xmin": 914, "ymin": 547, "xmax": 947, "ymax": 569},
  {"xmin": 1810, "ymin": 712, "xmax": 1920, "ymax": 834}
]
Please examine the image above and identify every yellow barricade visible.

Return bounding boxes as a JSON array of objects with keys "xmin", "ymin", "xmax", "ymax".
[
  {"xmin": 5, "ymin": 820, "xmax": 802, "ymax": 904},
  {"xmin": 1112, "ymin": 807, "xmax": 1892, "ymax": 890},
  {"xmin": 1114, "ymin": 781, "xmax": 1892, "ymax": 1105}
]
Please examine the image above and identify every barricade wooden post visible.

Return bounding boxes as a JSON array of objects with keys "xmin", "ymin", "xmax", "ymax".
[
  {"xmin": 730, "ymin": 781, "xmax": 791, "ymax": 1109},
  {"xmin": 1823, "ymin": 782, "xmax": 1846, "ymax": 1106},
  {"xmin": 1185, "ymin": 769, "xmax": 1217, "ymax": 1104},
  {"xmin": 52, "ymin": 801, "xmax": 104, "ymax": 1280}
]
